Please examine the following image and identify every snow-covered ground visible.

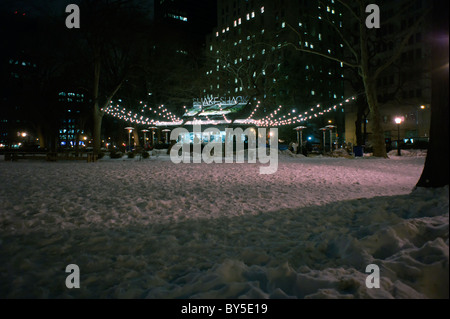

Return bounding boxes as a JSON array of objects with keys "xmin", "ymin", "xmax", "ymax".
[{"xmin": 0, "ymin": 154, "xmax": 448, "ymax": 298}]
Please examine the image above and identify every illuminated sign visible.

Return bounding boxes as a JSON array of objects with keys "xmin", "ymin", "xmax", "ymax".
[{"xmin": 184, "ymin": 96, "xmax": 249, "ymax": 117}]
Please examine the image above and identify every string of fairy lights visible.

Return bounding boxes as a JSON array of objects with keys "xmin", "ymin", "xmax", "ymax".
[
  {"xmin": 102, "ymin": 96, "xmax": 357, "ymax": 128},
  {"xmin": 102, "ymin": 101, "xmax": 183, "ymax": 126}
]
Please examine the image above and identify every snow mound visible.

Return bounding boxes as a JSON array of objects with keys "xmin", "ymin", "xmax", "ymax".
[
  {"xmin": 0, "ymin": 156, "xmax": 447, "ymax": 299},
  {"xmin": 331, "ymin": 149, "xmax": 353, "ymax": 158},
  {"xmin": 279, "ymin": 149, "xmax": 306, "ymax": 158},
  {"xmin": 388, "ymin": 149, "xmax": 428, "ymax": 157}
]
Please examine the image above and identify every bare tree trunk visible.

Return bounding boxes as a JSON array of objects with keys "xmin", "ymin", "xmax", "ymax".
[
  {"xmin": 92, "ymin": 54, "xmax": 102, "ymax": 156},
  {"xmin": 365, "ymin": 80, "xmax": 386, "ymax": 157},
  {"xmin": 36, "ymin": 126, "xmax": 46, "ymax": 149},
  {"xmin": 93, "ymin": 104, "xmax": 103, "ymax": 154},
  {"xmin": 355, "ymin": 96, "xmax": 368, "ymax": 147},
  {"xmin": 75, "ymin": 132, "xmax": 80, "ymax": 157},
  {"xmin": 359, "ymin": 3, "xmax": 387, "ymax": 158},
  {"xmin": 416, "ymin": 0, "xmax": 449, "ymax": 188}
]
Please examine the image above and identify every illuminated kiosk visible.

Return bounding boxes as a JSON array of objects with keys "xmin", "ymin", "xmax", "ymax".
[{"xmin": 178, "ymin": 96, "xmax": 257, "ymax": 145}]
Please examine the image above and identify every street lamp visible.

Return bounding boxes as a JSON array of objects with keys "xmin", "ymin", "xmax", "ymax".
[
  {"xmin": 294, "ymin": 126, "xmax": 307, "ymax": 153},
  {"xmin": 125, "ymin": 127, "xmax": 134, "ymax": 152},
  {"xmin": 326, "ymin": 125, "xmax": 336, "ymax": 152},
  {"xmin": 149, "ymin": 127, "xmax": 157, "ymax": 146},
  {"xmin": 394, "ymin": 117, "xmax": 403, "ymax": 156},
  {"xmin": 141, "ymin": 129, "xmax": 149, "ymax": 149},
  {"xmin": 320, "ymin": 127, "xmax": 328, "ymax": 154},
  {"xmin": 162, "ymin": 129, "xmax": 171, "ymax": 144}
]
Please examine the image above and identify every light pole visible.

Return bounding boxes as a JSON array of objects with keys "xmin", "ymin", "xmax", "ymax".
[
  {"xmin": 149, "ymin": 127, "xmax": 157, "ymax": 146},
  {"xmin": 141, "ymin": 129, "xmax": 149, "ymax": 149},
  {"xmin": 394, "ymin": 117, "xmax": 403, "ymax": 156},
  {"xmin": 294, "ymin": 126, "xmax": 307, "ymax": 154},
  {"xmin": 326, "ymin": 125, "xmax": 336, "ymax": 152},
  {"xmin": 162, "ymin": 129, "xmax": 171, "ymax": 144},
  {"xmin": 125, "ymin": 127, "xmax": 134, "ymax": 152},
  {"xmin": 320, "ymin": 128, "xmax": 327, "ymax": 154}
]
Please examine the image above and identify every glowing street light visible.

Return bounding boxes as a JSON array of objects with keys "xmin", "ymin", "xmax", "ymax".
[
  {"xmin": 326, "ymin": 125, "xmax": 336, "ymax": 152},
  {"xmin": 320, "ymin": 127, "xmax": 328, "ymax": 154},
  {"xmin": 162, "ymin": 129, "xmax": 171, "ymax": 144},
  {"xmin": 394, "ymin": 117, "xmax": 403, "ymax": 156},
  {"xmin": 294, "ymin": 126, "xmax": 307, "ymax": 152},
  {"xmin": 149, "ymin": 127, "xmax": 157, "ymax": 146},
  {"xmin": 141, "ymin": 129, "xmax": 149, "ymax": 149},
  {"xmin": 125, "ymin": 127, "xmax": 134, "ymax": 151}
]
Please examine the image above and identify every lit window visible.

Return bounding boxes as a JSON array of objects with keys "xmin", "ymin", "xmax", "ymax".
[
  {"xmin": 246, "ymin": 13, "xmax": 250, "ymax": 20},
  {"xmin": 238, "ymin": 18, "xmax": 242, "ymax": 25},
  {"xmin": 251, "ymin": 11, "xmax": 255, "ymax": 18},
  {"xmin": 216, "ymin": 32, "xmax": 219, "ymax": 37},
  {"xmin": 234, "ymin": 20, "xmax": 237, "ymax": 27},
  {"xmin": 261, "ymin": 6, "xmax": 265, "ymax": 13},
  {"xmin": 281, "ymin": 22, "xmax": 285, "ymax": 28}
]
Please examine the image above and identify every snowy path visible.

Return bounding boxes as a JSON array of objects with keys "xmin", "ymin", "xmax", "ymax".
[{"xmin": 0, "ymin": 155, "xmax": 448, "ymax": 298}]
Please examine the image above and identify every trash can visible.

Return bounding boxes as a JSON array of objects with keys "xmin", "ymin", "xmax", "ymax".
[{"xmin": 353, "ymin": 146, "xmax": 364, "ymax": 157}]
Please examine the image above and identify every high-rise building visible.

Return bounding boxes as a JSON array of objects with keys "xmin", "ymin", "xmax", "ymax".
[
  {"xmin": 155, "ymin": 0, "xmax": 217, "ymax": 50},
  {"xmin": 204, "ymin": 0, "xmax": 347, "ymax": 143},
  {"xmin": 57, "ymin": 91, "xmax": 88, "ymax": 148}
]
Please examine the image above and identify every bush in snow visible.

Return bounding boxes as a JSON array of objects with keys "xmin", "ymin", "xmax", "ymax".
[{"xmin": 109, "ymin": 151, "xmax": 123, "ymax": 159}]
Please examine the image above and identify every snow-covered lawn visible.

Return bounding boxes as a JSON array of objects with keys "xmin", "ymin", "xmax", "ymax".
[{"xmin": 0, "ymin": 154, "xmax": 448, "ymax": 298}]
